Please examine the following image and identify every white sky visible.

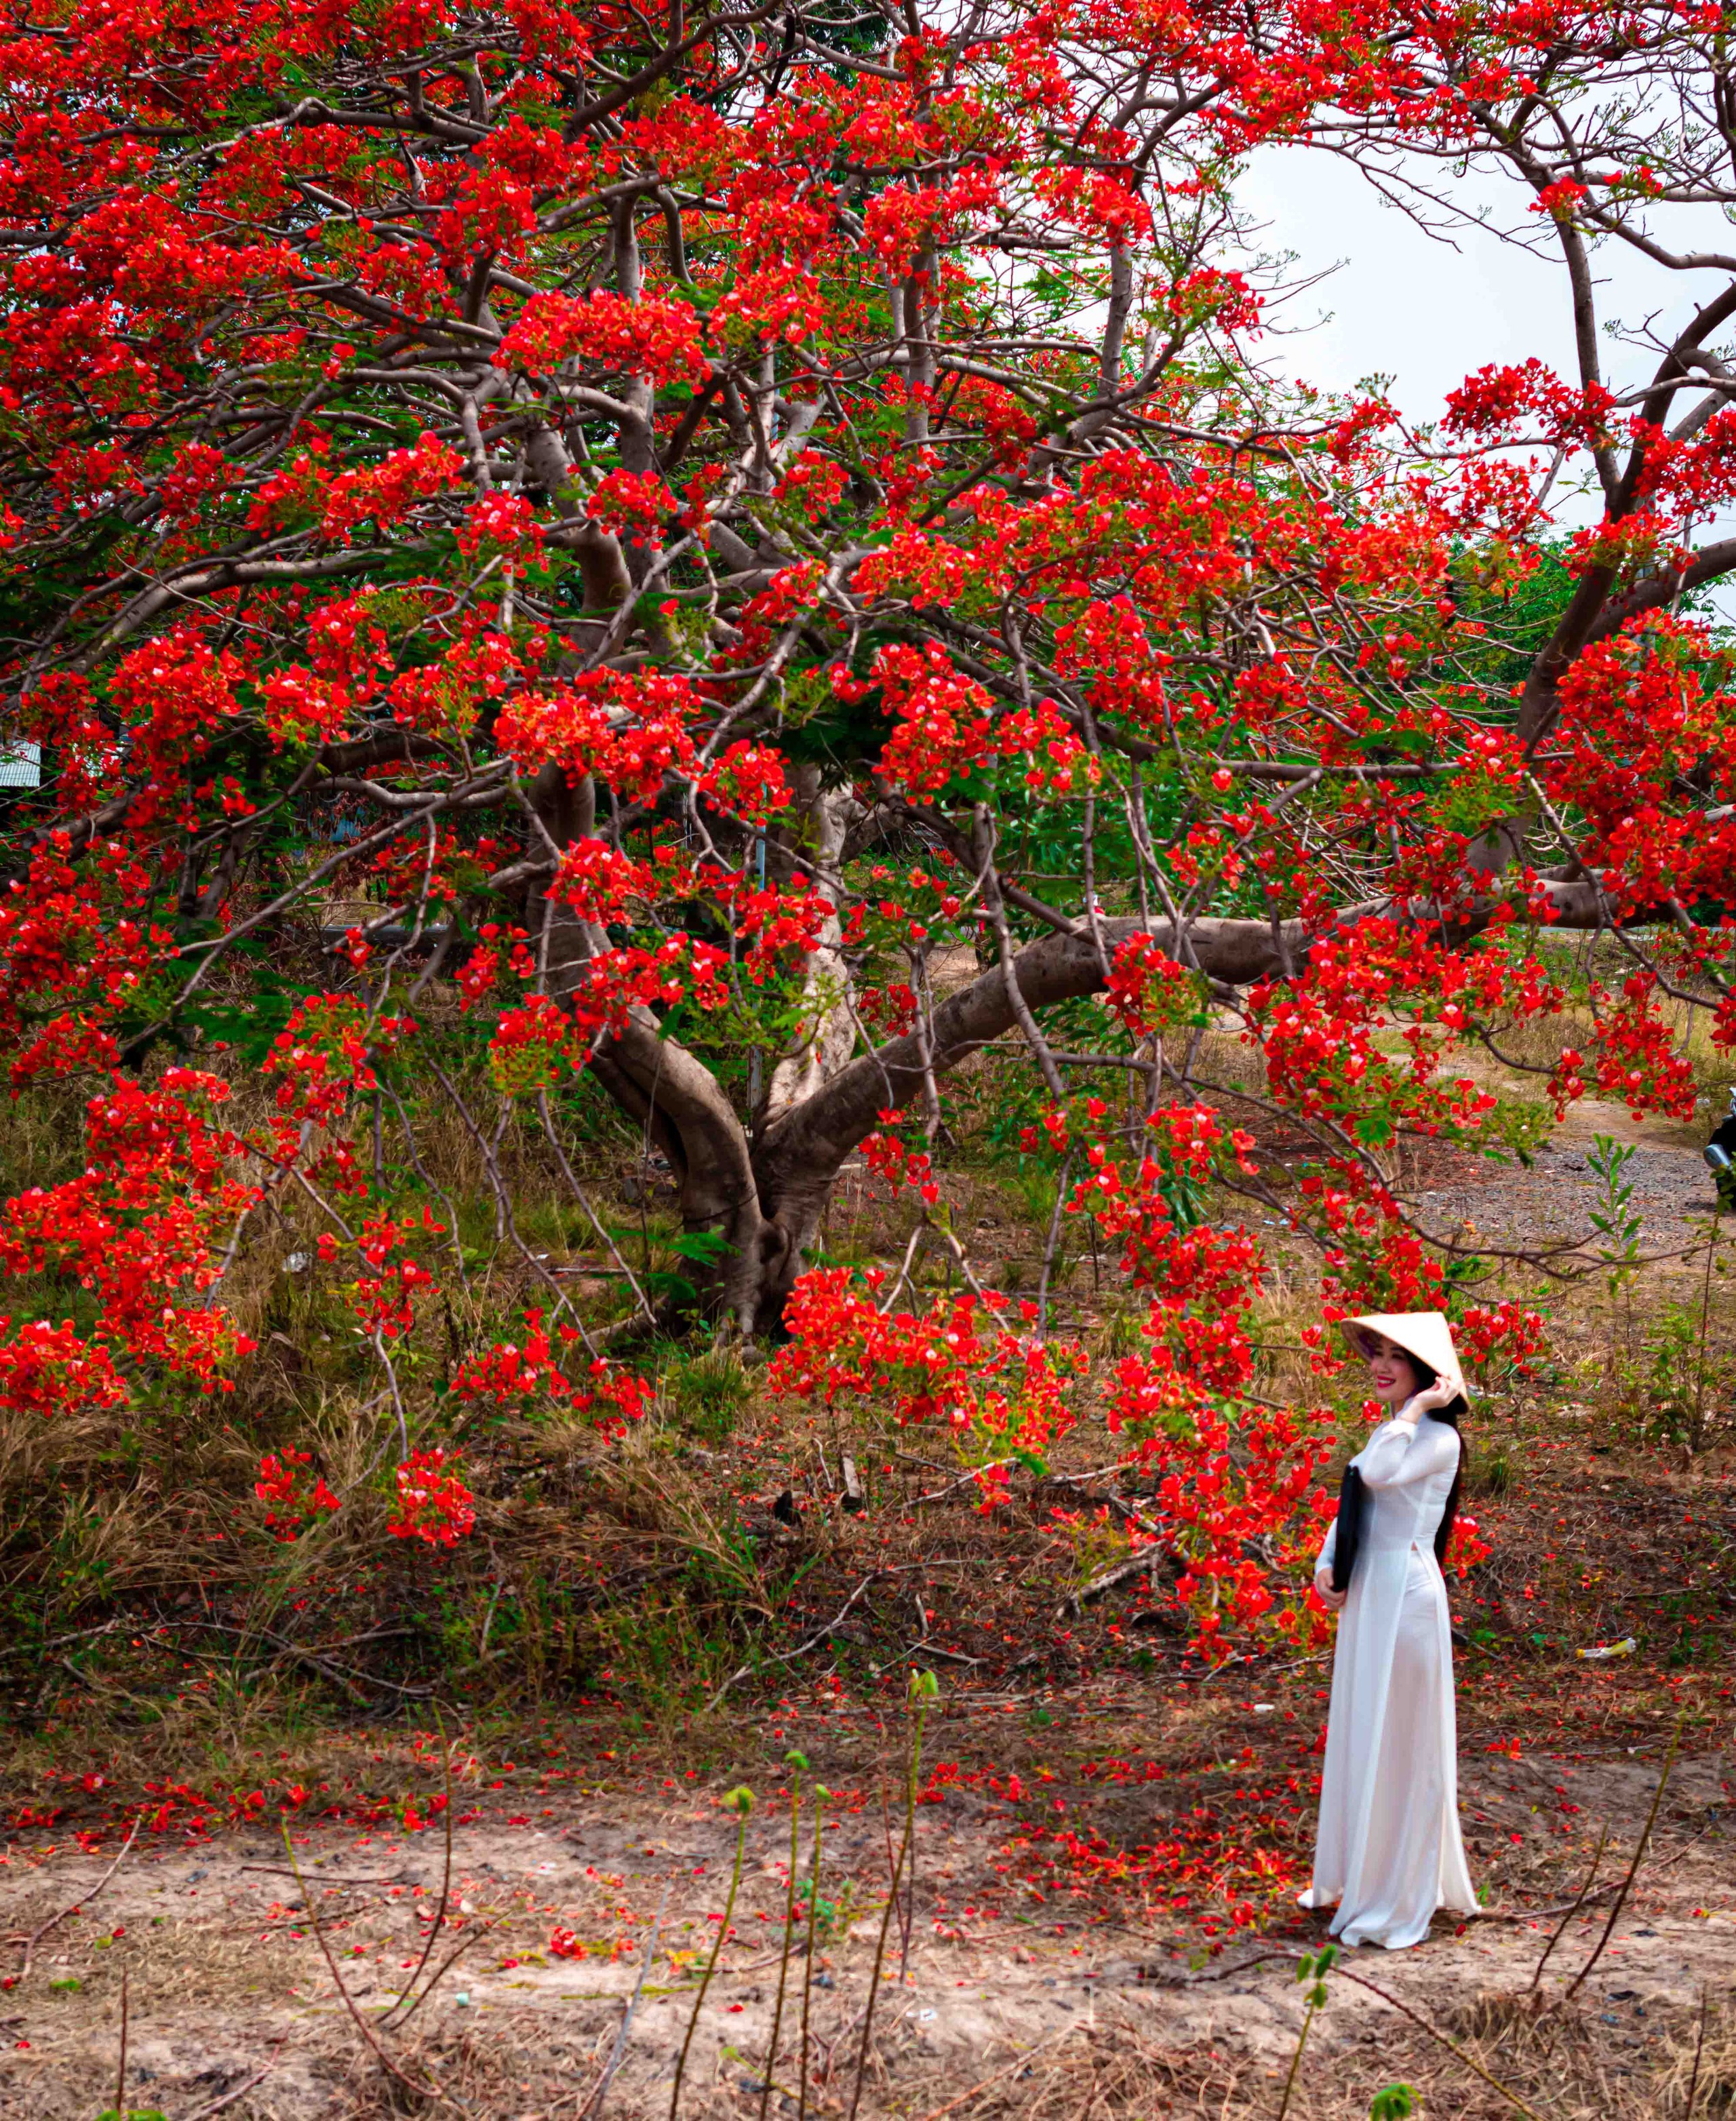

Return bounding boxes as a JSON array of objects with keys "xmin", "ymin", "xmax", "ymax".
[{"xmin": 1237, "ymin": 146, "xmax": 1733, "ymax": 446}]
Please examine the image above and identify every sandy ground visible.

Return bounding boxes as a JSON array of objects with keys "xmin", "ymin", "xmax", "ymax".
[{"xmin": 1, "ymin": 1696, "xmax": 1730, "ymax": 2120}]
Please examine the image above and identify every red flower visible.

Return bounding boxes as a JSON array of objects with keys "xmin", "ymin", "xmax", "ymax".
[{"xmin": 389, "ymin": 1449, "xmax": 477, "ymax": 1547}]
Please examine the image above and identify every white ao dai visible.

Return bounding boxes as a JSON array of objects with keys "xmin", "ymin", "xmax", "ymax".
[{"xmin": 1302, "ymin": 1416, "xmax": 1478, "ymax": 1949}]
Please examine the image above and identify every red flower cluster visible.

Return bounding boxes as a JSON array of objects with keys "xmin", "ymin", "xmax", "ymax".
[
  {"xmin": 0, "ymin": 1317, "xmax": 127, "ymax": 1419},
  {"xmin": 496, "ymin": 290, "xmax": 709, "ymax": 389},
  {"xmin": 265, "ymin": 995, "xmax": 415, "ymax": 1122},
  {"xmin": 773, "ymin": 1272, "xmax": 1084, "ymax": 1502},
  {"xmin": 490, "ymin": 993, "xmax": 584, "ymax": 1096},
  {"xmin": 1104, "ymin": 935, "xmax": 1203, "ymax": 1039},
  {"xmin": 1060, "ymin": 1108, "xmax": 1334, "ymax": 1657},
  {"xmin": 347, "ymin": 1212, "xmax": 443, "ymax": 1340},
  {"xmin": 3, "ymin": 0, "xmax": 1734, "ymax": 1684},
  {"xmin": 389, "ymin": 1449, "xmax": 477, "ymax": 1547},
  {"xmin": 254, "ymin": 1450, "xmax": 340, "ymax": 1541},
  {"xmin": 0, "ymin": 1069, "xmax": 258, "ymax": 1395},
  {"xmin": 452, "ymin": 1312, "xmax": 652, "ymax": 1433},
  {"xmin": 859, "ymin": 1111, "xmax": 941, "ymax": 1206}
]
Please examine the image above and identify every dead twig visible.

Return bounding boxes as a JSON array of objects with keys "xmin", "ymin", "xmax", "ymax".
[
  {"xmin": 911, "ymin": 1460, "xmax": 1013, "ymax": 1506},
  {"xmin": 238, "ymin": 1866, "xmax": 412, "ymax": 1887},
  {"xmin": 1472, "ymin": 1882, "xmax": 1619, "ymax": 1928},
  {"xmin": 280, "ymin": 1827, "xmax": 468, "ymax": 2116},
  {"xmin": 910, "ymin": 2029, "xmax": 1069, "ymax": 2121},
  {"xmin": 378, "ymin": 1722, "xmax": 457, "ymax": 2031},
  {"xmin": 390, "ymin": 1909, "xmax": 506, "ymax": 2027},
  {"xmin": 1528, "ymin": 1825, "xmax": 1609, "ymax": 1991},
  {"xmin": 586, "ymin": 1885, "xmax": 668, "ymax": 2121},
  {"xmin": 1685, "ymin": 1986, "xmax": 1710, "ymax": 2119},
  {"xmin": 1558, "ymin": 1713, "xmax": 1683, "ymax": 2008},
  {"xmin": 708, "ymin": 1572, "xmax": 884, "ymax": 1708},
  {"xmin": 850, "ymin": 1682, "xmax": 932, "ymax": 2121},
  {"xmin": 147, "ymin": 1615, "xmax": 432, "ymax": 1700},
  {"xmin": 182, "ymin": 2046, "xmax": 286, "ymax": 2120},
  {"xmin": 1136, "ymin": 1949, "xmax": 1297, "ymax": 1987},
  {"xmin": 1330, "ymin": 1964, "xmax": 1551, "ymax": 2121},
  {"xmin": 14, "ymin": 1812, "xmax": 140, "ymax": 1984},
  {"xmin": 1059, "ymin": 1545, "xmax": 1167, "ymax": 1619}
]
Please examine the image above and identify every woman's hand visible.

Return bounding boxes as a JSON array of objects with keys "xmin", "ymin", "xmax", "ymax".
[
  {"xmin": 1398, "ymin": 1372, "xmax": 1458, "ymax": 1423},
  {"xmin": 1314, "ymin": 1568, "xmax": 1347, "ymax": 1612}
]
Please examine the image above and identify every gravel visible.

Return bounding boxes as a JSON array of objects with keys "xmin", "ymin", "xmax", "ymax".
[{"xmin": 1413, "ymin": 1137, "xmax": 1721, "ymax": 1265}]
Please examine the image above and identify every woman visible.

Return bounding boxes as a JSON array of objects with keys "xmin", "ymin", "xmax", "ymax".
[{"xmin": 1301, "ymin": 1311, "xmax": 1479, "ymax": 1949}]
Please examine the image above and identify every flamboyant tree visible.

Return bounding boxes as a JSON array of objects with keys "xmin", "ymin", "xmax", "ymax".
[{"xmin": 0, "ymin": 0, "xmax": 1731, "ymax": 1652}]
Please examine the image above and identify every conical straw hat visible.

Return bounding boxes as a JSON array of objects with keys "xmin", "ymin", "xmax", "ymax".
[{"xmin": 1339, "ymin": 1311, "xmax": 1469, "ymax": 1400}]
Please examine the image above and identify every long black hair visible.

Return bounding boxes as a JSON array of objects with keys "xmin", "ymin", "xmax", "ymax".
[{"xmin": 1406, "ymin": 1351, "xmax": 1468, "ymax": 1569}]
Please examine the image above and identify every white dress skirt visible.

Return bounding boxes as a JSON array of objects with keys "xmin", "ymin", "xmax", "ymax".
[{"xmin": 1301, "ymin": 1415, "xmax": 1479, "ymax": 1948}]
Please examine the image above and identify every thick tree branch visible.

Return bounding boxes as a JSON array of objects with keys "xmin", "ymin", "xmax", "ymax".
[{"xmin": 750, "ymin": 879, "xmax": 1615, "ymax": 1248}]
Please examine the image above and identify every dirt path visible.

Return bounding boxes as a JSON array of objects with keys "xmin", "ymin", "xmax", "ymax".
[
  {"xmin": 2, "ymin": 1697, "xmax": 1730, "ymax": 2120},
  {"xmin": 1412, "ymin": 1129, "xmax": 1721, "ymax": 1265}
]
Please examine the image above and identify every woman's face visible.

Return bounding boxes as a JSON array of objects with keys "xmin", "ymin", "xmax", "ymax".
[{"xmin": 1363, "ymin": 1333, "xmax": 1421, "ymax": 1408}]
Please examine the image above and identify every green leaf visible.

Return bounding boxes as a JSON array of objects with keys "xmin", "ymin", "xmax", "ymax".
[{"xmin": 643, "ymin": 1269, "xmax": 698, "ymax": 1303}]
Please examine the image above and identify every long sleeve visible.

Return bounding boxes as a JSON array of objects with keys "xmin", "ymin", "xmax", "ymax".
[
  {"xmin": 1316, "ymin": 1514, "xmax": 1337, "ymax": 1572},
  {"xmin": 1355, "ymin": 1417, "xmax": 1459, "ymax": 1490}
]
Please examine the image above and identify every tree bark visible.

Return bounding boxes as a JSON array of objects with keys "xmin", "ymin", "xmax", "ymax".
[{"xmin": 762, "ymin": 769, "xmax": 859, "ymax": 1126}]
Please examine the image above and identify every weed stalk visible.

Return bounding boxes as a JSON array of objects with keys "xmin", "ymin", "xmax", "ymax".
[
  {"xmin": 797, "ymin": 1782, "xmax": 827, "ymax": 2121},
  {"xmin": 1332, "ymin": 1960, "xmax": 1550, "ymax": 2121},
  {"xmin": 760, "ymin": 1753, "xmax": 806, "ymax": 2121},
  {"xmin": 1275, "ymin": 1945, "xmax": 1334, "ymax": 2121},
  {"xmin": 115, "ymin": 1965, "xmax": 128, "ymax": 2120},
  {"xmin": 1559, "ymin": 1709, "xmax": 1684, "ymax": 2007},
  {"xmin": 670, "ymin": 1784, "xmax": 754, "ymax": 2121},
  {"xmin": 280, "ymin": 1824, "xmax": 453, "ymax": 2113},
  {"xmin": 1685, "ymin": 1985, "xmax": 1710, "ymax": 2119},
  {"xmin": 849, "ymin": 1671, "xmax": 936, "ymax": 2121},
  {"xmin": 380, "ymin": 1709, "xmax": 456, "ymax": 2029},
  {"xmin": 1691, "ymin": 1210, "xmax": 1721, "ymax": 1451},
  {"xmin": 1528, "ymin": 1823, "xmax": 1609, "ymax": 1994}
]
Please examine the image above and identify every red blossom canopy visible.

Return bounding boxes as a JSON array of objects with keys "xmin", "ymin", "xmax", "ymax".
[{"xmin": 0, "ymin": 0, "xmax": 1730, "ymax": 1651}]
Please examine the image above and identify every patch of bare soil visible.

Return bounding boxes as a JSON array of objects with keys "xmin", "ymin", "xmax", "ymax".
[
  {"xmin": 1405, "ymin": 1134, "xmax": 1720, "ymax": 1266},
  {"xmin": 1, "ymin": 1683, "xmax": 1731, "ymax": 2120}
]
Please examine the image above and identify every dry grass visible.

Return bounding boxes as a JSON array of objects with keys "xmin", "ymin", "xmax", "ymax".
[
  {"xmin": 3, "ymin": 1138, "xmax": 1729, "ymax": 1783},
  {"xmin": 1654, "ymin": 1996, "xmax": 1736, "ymax": 2118},
  {"xmin": 12, "ymin": 1950, "xmax": 1729, "ymax": 2121},
  {"xmin": 328, "ymin": 2019, "xmax": 614, "ymax": 2120},
  {"xmin": 911, "ymin": 2015, "xmax": 1251, "ymax": 2120}
]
